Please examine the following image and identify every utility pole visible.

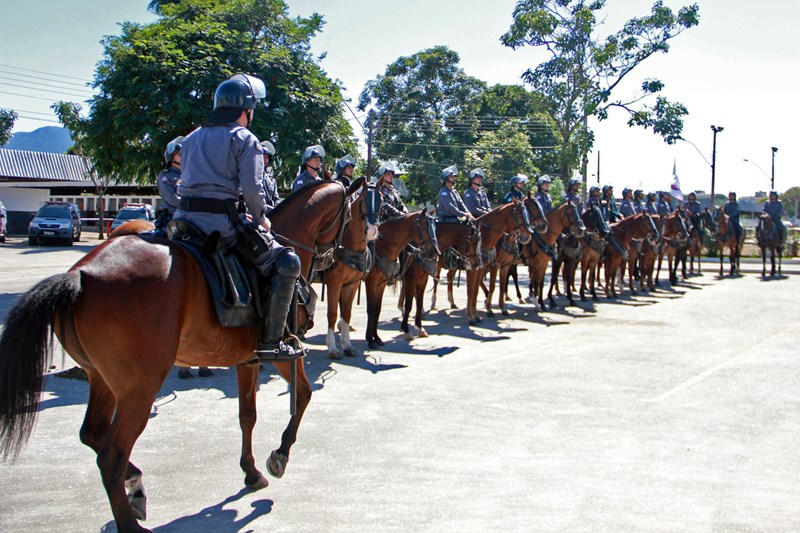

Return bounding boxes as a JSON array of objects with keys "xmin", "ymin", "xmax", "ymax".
[
  {"xmin": 366, "ymin": 109, "xmax": 375, "ymax": 179},
  {"xmin": 596, "ymin": 151, "xmax": 601, "ymax": 185},
  {"xmin": 771, "ymin": 146, "xmax": 778, "ymax": 191},
  {"xmin": 710, "ymin": 125, "xmax": 724, "ymax": 206}
]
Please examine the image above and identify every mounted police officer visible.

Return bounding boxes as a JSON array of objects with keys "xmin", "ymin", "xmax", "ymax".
[
  {"xmin": 504, "ymin": 174, "xmax": 528, "ymax": 203},
  {"xmin": 763, "ymin": 190, "xmax": 787, "ymax": 243},
  {"xmin": 437, "ymin": 165, "xmax": 472, "ymax": 222},
  {"xmin": 601, "ymin": 184, "xmax": 621, "ymax": 223},
  {"xmin": 376, "ymin": 162, "xmax": 407, "ymax": 222},
  {"xmin": 333, "ymin": 154, "xmax": 355, "ymax": 188},
  {"xmin": 645, "ymin": 192, "xmax": 658, "ymax": 215},
  {"xmin": 154, "ymin": 136, "xmax": 184, "ymax": 235},
  {"xmin": 259, "ymin": 140, "xmax": 280, "ymax": 212},
  {"xmin": 585, "ymin": 185, "xmax": 602, "ymax": 211},
  {"xmin": 172, "ymin": 73, "xmax": 301, "ymax": 360},
  {"xmin": 657, "ymin": 191, "xmax": 674, "ymax": 216},
  {"xmin": 563, "ymin": 177, "xmax": 583, "ymax": 212},
  {"xmin": 536, "ymin": 174, "xmax": 555, "ymax": 214},
  {"xmin": 291, "ymin": 144, "xmax": 325, "ymax": 192},
  {"xmin": 723, "ymin": 191, "xmax": 743, "ymax": 242},
  {"xmin": 619, "ymin": 187, "xmax": 637, "ymax": 218},
  {"xmin": 684, "ymin": 191, "xmax": 702, "ymax": 231},
  {"xmin": 633, "ymin": 189, "xmax": 645, "ymax": 214},
  {"xmin": 463, "ymin": 168, "xmax": 491, "ymax": 217}
]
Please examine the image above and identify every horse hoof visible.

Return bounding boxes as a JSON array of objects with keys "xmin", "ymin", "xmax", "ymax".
[
  {"xmin": 177, "ymin": 368, "xmax": 192, "ymax": 379},
  {"xmin": 568, "ymin": 299, "xmax": 576, "ymax": 307},
  {"xmin": 197, "ymin": 367, "xmax": 212, "ymax": 377},
  {"xmin": 328, "ymin": 351, "xmax": 342, "ymax": 360},
  {"xmin": 501, "ymin": 308, "xmax": 510, "ymax": 316},
  {"xmin": 486, "ymin": 310, "xmax": 495, "ymax": 318},
  {"xmin": 375, "ymin": 338, "xmax": 385, "ymax": 347},
  {"xmin": 468, "ymin": 318, "xmax": 478, "ymax": 326},
  {"xmin": 505, "ymin": 296, "xmax": 512, "ymax": 302},
  {"xmin": 476, "ymin": 315, "xmax": 483, "ymax": 323},
  {"xmin": 418, "ymin": 328, "xmax": 429, "ymax": 338},
  {"xmin": 450, "ymin": 303, "xmax": 458, "ymax": 310},
  {"xmin": 403, "ymin": 332, "xmax": 414, "ymax": 341},
  {"xmin": 267, "ymin": 450, "xmax": 288, "ymax": 478},
  {"xmin": 592, "ymin": 295, "xmax": 599, "ymax": 302},
  {"xmin": 368, "ymin": 341, "xmax": 378, "ymax": 350},
  {"xmin": 518, "ymin": 298, "xmax": 525, "ymax": 304},
  {"xmin": 129, "ymin": 494, "xmax": 147, "ymax": 521},
  {"xmin": 581, "ymin": 295, "xmax": 587, "ymax": 302},
  {"xmin": 430, "ymin": 305, "xmax": 438, "ymax": 310},
  {"xmin": 349, "ymin": 324, "xmax": 356, "ymax": 332},
  {"xmin": 246, "ymin": 473, "xmax": 269, "ymax": 490},
  {"xmin": 343, "ymin": 347, "xmax": 358, "ymax": 357}
]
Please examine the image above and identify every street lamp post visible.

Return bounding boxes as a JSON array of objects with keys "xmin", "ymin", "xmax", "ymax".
[
  {"xmin": 710, "ymin": 125, "xmax": 724, "ymax": 207},
  {"xmin": 771, "ymin": 146, "xmax": 778, "ymax": 191},
  {"xmin": 742, "ymin": 158, "xmax": 770, "ymax": 188}
]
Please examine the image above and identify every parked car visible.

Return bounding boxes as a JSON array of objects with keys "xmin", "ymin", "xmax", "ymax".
[
  {"xmin": 0, "ymin": 200, "xmax": 7, "ymax": 243},
  {"xmin": 28, "ymin": 202, "xmax": 82, "ymax": 245},
  {"xmin": 110, "ymin": 203, "xmax": 155, "ymax": 232}
]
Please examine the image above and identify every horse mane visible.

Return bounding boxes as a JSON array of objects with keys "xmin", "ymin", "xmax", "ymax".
[{"xmin": 268, "ymin": 179, "xmax": 340, "ymax": 220}]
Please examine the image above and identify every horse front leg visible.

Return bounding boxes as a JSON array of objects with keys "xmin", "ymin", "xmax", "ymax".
[
  {"xmin": 268, "ymin": 359, "xmax": 313, "ymax": 479},
  {"xmin": 414, "ymin": 276, "xmax": 428, "ymax": 337},
  {"xmin": 236, "ymin": 363, "xmax": 269, "ymax": 489},
  {"xmin": 546, "ymin": 259, "xmax": 560, "ymax": 309},
  {"xmin": 498, "ymin": 264, "xmax": 511, "ymax": 315},
  {"xmin": 485, "ymin": 264, "xmax": 498, "ymax": 317},
  {"xmin": 340, "ymin": 282, "xmax": 359, "ymax": 357},
  {"xmin": 325, "ymin": 273, "xmax": 344, "ymax": 360},
  {"xmin": 401, "ymin": 272, "xmax": 416, "ymax": 340},
  {"xmin": 447, "ymin": 270, "xmax": 458, "ymax": 310}
]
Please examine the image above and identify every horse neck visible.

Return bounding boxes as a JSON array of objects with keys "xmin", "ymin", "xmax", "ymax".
[
  {"xmin": 478, "ymin": 204, "xmax": 515, "ymax": 248},
  {"xmin": 663, "ymin": 215, "xmax": 682, "ymax": 238},
  {"xmin": 716, "ymin": 210, "xmax": 730, "ymax": 233},
  {"xmin": 437, "ymin": 223, "xmax": 469, "ymax": 250},
  {"xmin": 377, "ymin": 212, "xmax": 418, "ymax": 260},
  {"xmin": 544, "ymin": 204, "xmax": 569, "ymax": 243},
  {"xmin": 340, "ymin": 195, "xmax": 368, "ymax": 251},
  {"xmin": 611, "ymin": 215, "xmax": 642, "ymax": 245}
]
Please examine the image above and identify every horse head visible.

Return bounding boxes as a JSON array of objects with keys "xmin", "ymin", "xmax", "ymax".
[
  {"xmin": 702, "ymin": 208, "xmax": 717, "ymax": 233},
  {"xmin": 524, "ymin": 193, "xmax": 549, "ymax": 235},
  {"xmin": 583, "ymin": 204, "xmax": 610, "ymax": 237},
  {"xmin": 511, "ymin": 198, "xmax": 533, "ymax": 245},
  {"xmin": 415, "ymin": 208, "xmax": 441, "ymax": 260},
  {"xmin": 642, "ymin": 212, "xmax": 660, "ymax": 240},
  {"xmin": 565, "ymin": 200, "xmax": 586, "ymax": 238}
]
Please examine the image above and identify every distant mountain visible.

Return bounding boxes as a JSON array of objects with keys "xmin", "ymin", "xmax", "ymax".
[{"xmin": 4, "ymin": 126, "xmax": 73, "ymax": 153}]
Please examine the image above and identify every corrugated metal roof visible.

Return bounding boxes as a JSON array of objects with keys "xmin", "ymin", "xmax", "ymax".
[{"xmin": 0, "ymin": 148, "xmax": 90, "ymax": 182}]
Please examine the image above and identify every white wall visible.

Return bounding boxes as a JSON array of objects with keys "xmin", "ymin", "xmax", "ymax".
[{"xmin": 0, "ymin": 188, "xmax": 49, "ymax": 211}]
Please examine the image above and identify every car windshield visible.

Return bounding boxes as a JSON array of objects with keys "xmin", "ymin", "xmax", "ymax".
[
  {"xmin": 37, "ymin": 206, "xmax": 71, "ymax": 218},
  {"xmin": 117, "ymin": 209, "xmax": 148, "ymax": 220}
]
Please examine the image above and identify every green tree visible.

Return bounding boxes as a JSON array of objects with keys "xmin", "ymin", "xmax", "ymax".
[
  {"xmin": 501, "ymin": 0, "xmax": 699, "ymax": 182},
  {"xmin": 358, "ymin": 46, "xmax": 486, "ymax": 205},
  {"xmin": 0, "ymin": 109, "xmax": 17, "ymax": 146},
  {"xmin": 464, "ymin": 120, "xmax": 539, "ymax": 202},
  {"xmin": 83, "ymin": 0, "xmax": 355, "ymax": 187}
]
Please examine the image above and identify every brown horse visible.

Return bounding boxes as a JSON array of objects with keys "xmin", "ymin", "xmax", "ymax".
[
  {"xmin": 365, "ymin": 210, "xmax": 439, "ymax": 349},
  {"xmin": 756, "ymin": 214, "xmax": 784, "ymax": 277},
  {"xmin": 713, "ymin": 207, "xmax": 744, "ymax": 277},
  {"xmin": 0, "ymin": 180, "xmax": 353, "ymax": 533},
  {"xmin": 604, "ymin": 212, "xmax": 658, "ymax": 298},
  {"xmin": 464, "ymin": 200, "xmax": 532, "ymax": 325},
  {"xmin": 523, "ymin": 201, "xmax": 585, "ymax": 311},
  {"xmin": 322, "ymin": 183, "xmax": 380, "ymax": 359},
  {"xmin": 548, "ymin": 204, "xmax": 608, "ymax": 306},
  {"xmin": 485, "ymin": 194, "xmax": 548, "ymax": 316},
  {"xmin": 654, "ymin": 210, "xmax": 689, "ymax": 286},
  {"xmin": 681, "ymin": 209, "xmax": 705, "ymax": 277},
  {"xmin": 398, "ymin": 221, "xmax": 481, "ymax": 338}
]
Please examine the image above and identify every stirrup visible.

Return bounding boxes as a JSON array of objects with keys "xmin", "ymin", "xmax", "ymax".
[{"xmin": 255, "ymin": 334, "xmax": 307, "ymax": 362}]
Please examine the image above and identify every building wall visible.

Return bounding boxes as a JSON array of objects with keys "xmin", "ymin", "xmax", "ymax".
[{"xmin": 0, "ymin": 187, "xmax": 50, "ymax": 233}]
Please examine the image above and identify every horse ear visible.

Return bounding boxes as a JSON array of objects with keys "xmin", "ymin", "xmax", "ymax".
[
  {"xmin": 347, "ymin": 177, "xmax": 366, "ymax": 196},
  {"xmin": 422, "ymin": 206, "xmax": 428, "ymax": 215},
  {"xmin": 526, "ymin": 191, "xmax": 531, "ymax": 199}
]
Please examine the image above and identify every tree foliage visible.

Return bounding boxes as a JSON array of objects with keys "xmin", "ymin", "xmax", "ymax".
[
  {"xmin": 0, "ymin": 109, "xmax": 17, "ymax": 146},
  {"xmin": 78, "ymin": 0, "xmax": 356, "ymax": 186},
  {"xmin": 358, "ymin": 47, "xmax": 561, "ymax": 205},
  {"xmin": 501, "ymin": 0, "xmax": 700, "ymax": 180}
]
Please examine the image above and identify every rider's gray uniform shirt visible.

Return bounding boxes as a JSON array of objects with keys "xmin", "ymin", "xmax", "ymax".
[
  {"xmin": 174, "ymin": 123, "xmax": 267, "ymax": 243},
  {"xmin": 291, "ymin": 169, "xmax": 319, "ymax": 193},
  {"xmin": 536, "ymin": 190, "xmax": 554, "ymax": 214},
  {"xmin": 463, "ymin": 186, "xmax": 491, "ymax": 217},
  {"xmin": 564, "ymin": 191, "xmax": 583, "ymax": 213},
  {"xmin": 437, "ymin": 186, "xmax": 470, "ymax": 219},
  {"xmin": 645, "ymin": 202, "xmax": 658, "ymax": 215},
  {"xmin": 620, "ymin": 199, "xmax": 636, "ymax": 218},
  {"xmin": 264, "ymin": 170, "xmax": 280, "ymax": 212},
  {"xmin": 157, "ymin": 167, "xmax": 181, "ymax": 214},
  {"xmin": 633, "ymin": 200, "xmax": 644, "ymax": 214},
  {"xmin": 685, "ymin": 200, "xmax": 702, "ymax": 217},
  {"xmin": 657, "ymin": 199, "xmax": 672, "ymax": 216}
]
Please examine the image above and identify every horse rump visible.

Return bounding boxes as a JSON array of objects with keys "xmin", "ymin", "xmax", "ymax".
[{"xmin": 0, "ymin": 271, "xmax": 82, "ymax": 460}]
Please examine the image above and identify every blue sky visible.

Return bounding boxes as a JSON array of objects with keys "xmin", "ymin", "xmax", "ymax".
[{"xmin": 2, "ymin": 0, "xmax": 798, "ymax": 198}]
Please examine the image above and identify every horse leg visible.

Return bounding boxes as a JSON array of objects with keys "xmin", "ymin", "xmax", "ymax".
[
  {"xmin": 340, "ymin": 283, "xmax": 359, "ymax": 357},
  {"xmin": 566, "ymin": 259, "xmax": 577, "ymax": 306},
  {"xmin": 97, "ymin": 389, "xmax": 160, "ymax": 532},
  {"xmin": 414, "ymin": 276, "xmax": 428, "ymax": 337},
  {"xmin": 326, "ymin": 274, "xmax": 343, "ymax": 360},
  {"xmin": 267, "ymin": 360, "xmax": 313, "ymax": 479},
  {"xmin": 498, "ymin": 264, "xmax": 510, "ymax": 315},
  {"xmin": 447, "ymin": 270, "xmax": 458, "ymax": 310},
  {"xmin": 485, "ymin": 265, "xmax": 497, "ymax": 317},
  {"xmin": 511, "ymin": 265, "xmax": 524, "ymax": 303},
  {"xmin": 236, "ymin": 363, "xmax": 269, "ymax": 489},
  {"xmin": 401, "ymin": 273, "xmax": 416, "ymax": 340},
  {"xmin": 719, "ymin": 243, "xmax": 724, "ymax": 277}
]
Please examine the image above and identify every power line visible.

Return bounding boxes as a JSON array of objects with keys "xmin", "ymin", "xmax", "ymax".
[
  {"xmin": 0, "ymin": 63, "xmax": 92, "ymax": 83},
  {"xmin": 380, "ymin": 140, "xmax": 558, "ymax": 149},
  {"xmin": 10, "ymin": 108, "xmax": 57, "ymax": 117},
  {"xmin": 0, "ymin": 89, "xmax": 84, "ymax": 103},
  {"xmin": 0, "ymin": 70, "xmax": 95, "ymax": 92},
  {"xmin": 15, "ymin": 115, "xmax": 60, "ymax": 124},
  {"xmin": 0, "ymin": 80, "xmax": 92, "ymax": 99}
]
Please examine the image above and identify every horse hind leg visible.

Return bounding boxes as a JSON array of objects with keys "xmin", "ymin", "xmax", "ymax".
[{"xmin": 235, "ymin": 364, "xmax": 269, "ymax": 490}]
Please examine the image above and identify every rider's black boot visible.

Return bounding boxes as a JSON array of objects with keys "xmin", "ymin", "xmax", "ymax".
[{"xmin": 256, "ymin": 274, "xmax": 305, "ymax": 361}]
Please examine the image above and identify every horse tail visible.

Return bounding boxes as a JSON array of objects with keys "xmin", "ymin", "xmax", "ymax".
[{"xmin": 0, "ymin": 271, "xmax": 82, "ymax": 461}]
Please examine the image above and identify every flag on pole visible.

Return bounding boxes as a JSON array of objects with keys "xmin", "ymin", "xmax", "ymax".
[{"xmin": 670, "ymin": 159, "xmax": 684, "ymax": 202}]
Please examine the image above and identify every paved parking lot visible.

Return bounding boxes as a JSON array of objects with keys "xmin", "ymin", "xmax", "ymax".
[{"xmin": 1, "ymin": 236, "xmax": 799, "ymax": 532}]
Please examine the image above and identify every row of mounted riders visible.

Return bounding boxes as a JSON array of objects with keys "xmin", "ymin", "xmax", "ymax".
[{"xmin": 0, "ymin": 73, "xmax": 788, "ymax": 533}]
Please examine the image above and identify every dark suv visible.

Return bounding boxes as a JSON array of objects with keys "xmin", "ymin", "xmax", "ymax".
[{"xmin": 28, "ymin": 202, "xmax": 82, "ymax": 245}]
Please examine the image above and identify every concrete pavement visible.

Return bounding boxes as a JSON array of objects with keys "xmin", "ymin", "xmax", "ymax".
[{"xmin": 1, "ymin": 237, "xmax": 799, "ymax": 532}]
